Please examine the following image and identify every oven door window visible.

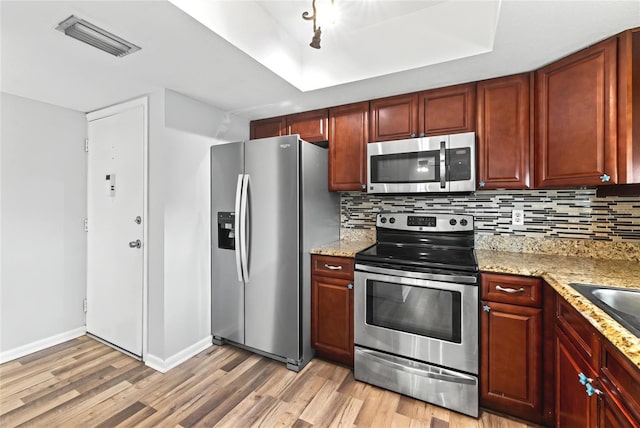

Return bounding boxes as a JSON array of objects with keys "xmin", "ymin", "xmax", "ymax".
[
  {"xmin": 365, "ymin": 280, "xmax": 462, "ymax": 343},
  {"xmin": 370, "ymin": 150, "xmax": 441, "ymax": 184}
]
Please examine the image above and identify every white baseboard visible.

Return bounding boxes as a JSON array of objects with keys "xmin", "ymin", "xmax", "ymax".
[
  {"xmin": 145, "ymin": 335, "xmax": 212, "ymax": 373},
  {"xmin": 0, "ymin": 326, "xmax": 87, "ymax": 364}
]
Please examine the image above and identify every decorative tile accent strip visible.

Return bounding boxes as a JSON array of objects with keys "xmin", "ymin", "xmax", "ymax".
[{"xmin": 341, "ymin": 189, "xmax": 640, "ymax": 258}]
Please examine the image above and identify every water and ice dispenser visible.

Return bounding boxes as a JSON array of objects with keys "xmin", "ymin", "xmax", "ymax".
[{"xmin": 217, "ymin": 212, "xmax": 235, "ymax": 250}]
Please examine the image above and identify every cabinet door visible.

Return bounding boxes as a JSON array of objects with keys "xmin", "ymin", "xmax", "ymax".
[
  {"xmin": 480, "ymin": 300, "xmax": 543, "ymax": 422},
  {"xmin": 369, "ymin": 93, "xmax": 419, "ymax": 142},
  {"xmin": 418, "ymin": 83, "xmax": 476, "ymax": 136},
  {"xmin": 287, "ymin": 109, "xmax": 328, "ymax": 143},
  {"xmin": 477, "ymin": 74, "xmax": 531, "ymax": 190},
  {"xmin": 311, "ymin": 275, "xmax": 353, "ymax": 366},
  {"xmin": 250, "ymin": 116, "xmax": 287, "ymax": 140},
  {"xmin": 328, "ymin": 102, "xmax": 369, "ymax": 192},
  {"xmin": 535, "ymin": 37, "xmax": 618, "ymax": 187},
  {"xmin": 555, "ymin": 326, "xmax": 599, "ymax": 427},
  {"xmin": 600, "ymin": 342, "xmax": 640, "ymax": 425},
  {"xmin": 599, "ymin": 387, "xmax": 637, "ymax": 428}
]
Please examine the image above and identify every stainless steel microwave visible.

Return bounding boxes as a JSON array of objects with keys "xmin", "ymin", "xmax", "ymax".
[{"xmin": 367, "ymin": 132, "xmax": 476, "ymax": 194}]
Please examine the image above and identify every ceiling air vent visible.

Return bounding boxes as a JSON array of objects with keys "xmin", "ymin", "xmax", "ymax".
[{"xmin": 55, "ymin": 15, "xmax": 141, "ymax": 58}]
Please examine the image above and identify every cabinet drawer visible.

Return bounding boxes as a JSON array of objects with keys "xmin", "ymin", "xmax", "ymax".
[
  {"xmin": 556, "ymin": 296, "xmax": 599, "ymax": 364},
  {"xmin": 312, "ymin": 255, "xmax": 354, "ymax": 279},
  {"xmin": 481, "ymin": 273, "xmax": 542, "ymax": 307}
]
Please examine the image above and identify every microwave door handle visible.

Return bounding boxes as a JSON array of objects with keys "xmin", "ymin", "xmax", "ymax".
[
  {"xmin": 361, "ymin": 348, "xmax": 476, "ymax": 385},
  {"xmin": 439, "ymin": 140, "xmax": 446, "ymax": 189}
]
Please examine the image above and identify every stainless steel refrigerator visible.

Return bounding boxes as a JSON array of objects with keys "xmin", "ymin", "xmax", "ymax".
[{"xmin": 211, "ymin": 135, "xmax": 339, "ymax": 371}]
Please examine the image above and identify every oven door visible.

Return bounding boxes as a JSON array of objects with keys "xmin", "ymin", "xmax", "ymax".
[{"xmin": 354, "ymin": 265, "xmax": 478, "ymax": 375}]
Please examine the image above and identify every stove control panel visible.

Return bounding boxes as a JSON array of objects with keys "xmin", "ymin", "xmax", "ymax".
[
  {"xmin": 408, "ymin": 216, "xmax": 436, "ymax": 227},
  {"xmin": 377, "ymin": 213, "xmax": 474, "ymax": 232}
]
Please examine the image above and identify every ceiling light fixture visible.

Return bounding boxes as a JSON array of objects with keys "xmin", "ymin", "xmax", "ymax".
[
  {"xmin": 55, "ymin": 15, "xmax": 141, "ymax": 58},
  {"xmin": 302, "ymin": 0, "xmax": 335, "ymax": 49}
]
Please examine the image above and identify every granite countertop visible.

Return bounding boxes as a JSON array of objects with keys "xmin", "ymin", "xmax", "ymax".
[
  {"xmin": 310, "ymin": 238, "xmax": 374, "ymax": 258},
  {"xmin": 477, "ymin": 249, "xmax": 640, "ymax": 368}
]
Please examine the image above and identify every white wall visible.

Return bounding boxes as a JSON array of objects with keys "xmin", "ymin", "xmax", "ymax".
[
  {"xmin": 0, "ymin": 92, "xmax": 87, "ymax": 359},
  {"xmin": 0, "ymin": 89, "xmax": 248, "ymax": 368},
  {"xmin": 146, "ymin": 89, "xmax": 248, "ymax": 368}
]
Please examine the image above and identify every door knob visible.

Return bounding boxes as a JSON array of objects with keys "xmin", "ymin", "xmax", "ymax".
[{"xmin": 129, "ymin": 240, "xmax": 142, "ymax": 248}]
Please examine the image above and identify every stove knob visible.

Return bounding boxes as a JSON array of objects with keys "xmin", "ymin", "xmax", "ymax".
[
  {"xmin": 449, "ymin": 219, "xmax": 457, "ymax": 226},
  {"xmin": 460, "ymin": 219, "xmax": 468, "ymax": 226},
  {"xmin": 380, "ymin": 217, "xmax": 387, "ymax": 224},
  {"xmin": 389, "ymin": 217, "xmax": 396, "ymax": 224}
]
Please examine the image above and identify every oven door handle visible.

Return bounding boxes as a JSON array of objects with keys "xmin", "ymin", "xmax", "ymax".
[
  {"xmin": 359, "ymin": 348, "xmax": 476, "ymax": 385},
  {"xmin": 355, "ymin": 263, "xmax": 478, "ymax": 285}
]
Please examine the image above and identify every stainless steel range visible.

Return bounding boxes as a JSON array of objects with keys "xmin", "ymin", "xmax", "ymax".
[{"xmin": 354, "ymin": 212, "xmax": 479, "ymax": 417}]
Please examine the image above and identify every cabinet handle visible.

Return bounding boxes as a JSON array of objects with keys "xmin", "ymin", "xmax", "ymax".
[
  {"xmin": 419, "ymin": 132, "xmax": 425, "ymax": 137},
  {"xmin": 324, "ymin": 264, "xmax": 343, "ymax": 270},
  {"xmin": 586, "ymin": 383, "xmax": 602, "ymax": 397},
  {"xmin": 600, "ymin": 174, "xmax": 611, "ymax": 182},
  {"xmin": 361, "ymin": 184, "xmax": 366, "ymax": 190},
  {"xmin": 578, "ymin": 372, "xmax": 593, "ymax": 385},
  {"xmin": 348, "ymin": 283, "xmax": 353, "ymax": 289},
  {"xmin": 478, "ymin": 181, "xmax": 485, "ymax": 188},
  {"xmin": 483, "ymin": 305, "xmax": 491, "ymax": 312},
  {"xmin": 410, "ymin": 133, "xmax": 416, "ymax": 138},
  {"xmin": 495, "ymin": 285, "xmax": 525, "ymax": 294}
]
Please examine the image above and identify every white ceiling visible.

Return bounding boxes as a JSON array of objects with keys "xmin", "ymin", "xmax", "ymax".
[
  {"xmin": 1, "ymin": 1, "xmax": 640, "ymax": 120},
  {"xmin": 169, "ymin": 0, "xmax": 500, "ymax": 91}
]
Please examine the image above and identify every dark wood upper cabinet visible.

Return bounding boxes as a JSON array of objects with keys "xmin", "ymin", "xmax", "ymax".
[
  {"xmin": 477, "ymin": 74, "xmax": 532, "ymax": 190},
  {"xmin": 328, "ymin": 102, "xmax": 369, "ymax": 192},
  {"xmin": 369, "ymin": 93, "xmax": 419, "ymax": 142},
  {"xmin": 535, "ymin": 37, "xmax": 618, "ymax": 187},
  {"xmin": 617, "ymin": 28, "xmax": 640, "ymax": 184},
  {"xmin": 368, "ymin": 84, "xmax": 476, "ymax": 143},
  {"xmin": 250, "ymin": 116, "xmax": 286, "ymax": 140},
  {"xmin": 287, "ymin": 109, "xmax": 328, "ymax": 143},
  {"xmin": 418, "ymin": 83, "xmax": 476, "ymax": 136}
]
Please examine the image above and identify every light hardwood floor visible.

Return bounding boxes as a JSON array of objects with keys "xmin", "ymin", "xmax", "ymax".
[{"xmin": 0, "ymin": 336, "xmax": 540, "ymax": 427}]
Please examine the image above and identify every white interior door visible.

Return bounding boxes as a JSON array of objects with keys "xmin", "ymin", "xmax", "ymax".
[{"xmin": 87, "ymin": 103, "xmax": 145, "ymax": 357}]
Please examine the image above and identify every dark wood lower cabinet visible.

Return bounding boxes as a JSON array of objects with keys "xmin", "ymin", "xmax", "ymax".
[
  {"xmin": 480, "ymin": 301, "xmax": 543, "ymax": 421},
  {"xmin": 310, "ymin": 255, "xmax": 354, "ymax": 366},
  {"xmin": 555, "ymin": 326, "xmax": 599, "ymax": 427},
  {"xmin": 479, "ymin": 273, "xmax": 549, "ymax": 424},
  {"xmin": 554, "ymin": 293, "xmax": 640, "ymax": 427},
  {"xmin": 599, "ymin": 385, "xmax": 638, "ymax": 428}
]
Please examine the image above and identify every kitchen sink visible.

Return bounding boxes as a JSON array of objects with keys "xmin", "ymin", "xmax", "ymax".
[{"xmin": 569, "ymin": 283, "xmax": 640, "ymax": 338}]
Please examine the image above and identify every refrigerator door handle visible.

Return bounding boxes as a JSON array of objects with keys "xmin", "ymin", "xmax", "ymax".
[
  {"xmin": 240, "ymin": 174, "xmax": 250, "ymax": 283},
  {"xmin": 234, "ymin": 174, "xmax": 244, "ymax": 282}
]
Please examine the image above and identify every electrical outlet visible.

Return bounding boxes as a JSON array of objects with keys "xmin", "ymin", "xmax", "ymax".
[{"xmin": 512, "ymin": 209, "xmax": 524, "ymax": 226}]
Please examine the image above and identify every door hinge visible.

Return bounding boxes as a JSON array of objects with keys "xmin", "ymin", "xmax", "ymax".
[
  {"xmin": 84, "ymin": 218, "xmax": 89, "ymax": 232},
  {"xmin": 84, "ymin": 139, "xmax": 89, "ymax": 152},
  {"xmin": 83, "ymin": 298, "xmax": 87, "ymax": 313}
]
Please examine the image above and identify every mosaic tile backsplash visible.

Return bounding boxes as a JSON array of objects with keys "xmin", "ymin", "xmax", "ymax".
[{"xmin": 341, "ymin": 189, "xmax": 640, "ymax": 243}]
